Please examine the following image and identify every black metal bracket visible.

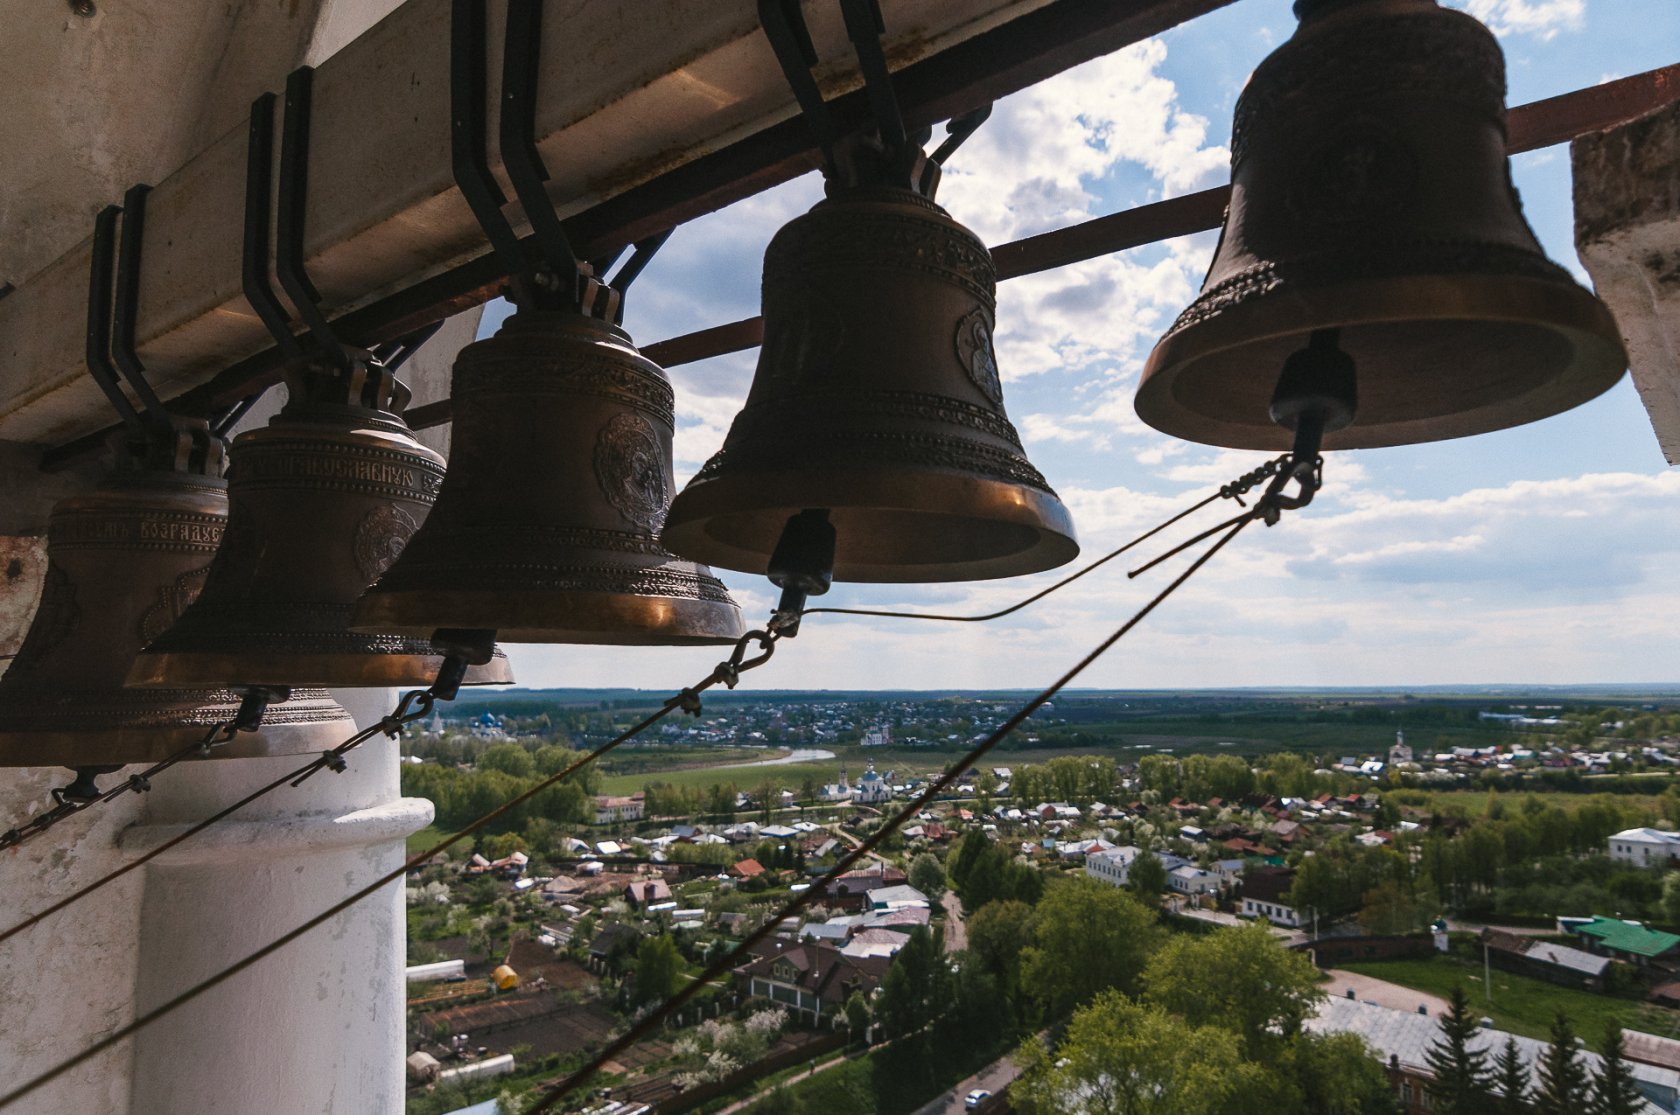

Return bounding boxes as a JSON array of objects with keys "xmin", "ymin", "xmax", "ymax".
[
  {"xmin": 106, "ymin": 187, "xmax": 226, "ymax": 476},
  {"xmin": 85, "ymin": 204, "xmax": 146, "ymax": 442},
  {"xmin": 759, "ymin": 0, "xmax": 975, "ymax": 197},
  {"xmin": 449, "ymin": 0, "xmax": 667, "ymax": 325},
  {"xmin": 277, "ymin": 67, "xmax": 358, "ymax": 375}
]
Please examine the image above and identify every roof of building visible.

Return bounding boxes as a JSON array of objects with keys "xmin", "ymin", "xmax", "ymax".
[
  {"xmin": 736, "ymin": 940, "xmax": 891, "ymax": 1006},
  {"xmin": 732, "ymin": 858, "xmax": 766, "ymax": 878},
  {"xmin": 1482, "ymin": 929, "xmax": 1611, "ymax": 977},
  {"xmin": 1575, "ymin": 916, "xmax": 1680, "ymax": 958},
  {"xmin": 1613, "ymin": 827, "xmax": 1680, "ymax": 844},
  {"xmin": 1307, "ymin": 998, "xmax": 1673, "ymax": 1114}
]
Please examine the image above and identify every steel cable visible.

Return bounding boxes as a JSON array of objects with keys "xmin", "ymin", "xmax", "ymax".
[
  {"xmin": 524, "ymin": 511, "xmax": 1258, "ymax": 1114},
  {"xmin": 0, "ymin": 631, "xmax": 781, "ymax": 1110}
]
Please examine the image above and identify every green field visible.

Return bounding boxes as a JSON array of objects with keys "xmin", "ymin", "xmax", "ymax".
[{"xmin": 1340, "ymin": 953, "xmax": 1680, "ymax": 1042}]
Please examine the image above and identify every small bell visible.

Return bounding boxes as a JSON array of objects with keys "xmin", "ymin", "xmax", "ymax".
[
  {"xmin": 351, "ymin": 310, "xmax": 745, "ymax": 644},
  {"xmin": 0, "ymin": 430, "xmax": 354, "ymax": 767},
  {"xmin": 1135, "ymin": 0, "xmax": 1626, "ymax": 450},
  {"xmin": 661, "ymin": 183, "xmax": 1079, "ymax": 582},
  {"xmin": 126, "ymin": 361, "xmax": 514, "ymax": 689}
]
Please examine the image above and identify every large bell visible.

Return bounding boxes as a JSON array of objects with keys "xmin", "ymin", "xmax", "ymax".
[
  {"xmin": 0, "ymin": 445, "xmax": 353, "ymax": 767},
  {"xmin": 127, "ymin": 362, "xmax": 514, "ymax": 688},
  {"xmin": 1134, "ymin": 0, "xmax": 1626, "ymax": 451},
  {"xmin": 661, "ymin": 185, "xmax": 1078, "ymax": 582},
  {"xmin": 351, "ymin": 311, "xmax": 745, "ymax": 644}
]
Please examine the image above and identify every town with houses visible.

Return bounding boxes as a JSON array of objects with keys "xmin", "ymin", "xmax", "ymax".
[{"xmin": 396, "ymin": 690, "xmax": 1680, "ymax": 1115}]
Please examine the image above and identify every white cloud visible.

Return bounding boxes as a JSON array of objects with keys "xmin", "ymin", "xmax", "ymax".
[{"xmin": 1458, "ymin": 0, "xmax": 1585, "ymax": 40}]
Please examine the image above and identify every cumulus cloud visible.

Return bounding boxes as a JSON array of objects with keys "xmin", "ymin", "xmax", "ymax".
[{"xmin": 1459, "ymin": 0, "xmax": 1585, "ymax": 40}]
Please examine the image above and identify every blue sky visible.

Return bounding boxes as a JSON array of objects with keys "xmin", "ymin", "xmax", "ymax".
[{"xmin": 488, "ymin": 0, "xmax": 1680, "ymax": 691}]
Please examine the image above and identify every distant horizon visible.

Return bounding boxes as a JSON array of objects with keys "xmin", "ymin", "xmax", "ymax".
[{"xmin": 465, "ymin": 683, "xmax": 1680, "ymax": 697}]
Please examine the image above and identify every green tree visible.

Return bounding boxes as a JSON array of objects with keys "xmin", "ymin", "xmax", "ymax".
[
  {"xmin": 1590, "ymin": 1022, "xmax": 1645, "ymax": 1115},
  {"xmin": 844, "ymin": 990, "xmax": 871, "ymax": 1041},
  {"xmin": 909, "ymin": 852, "xmax": 947, "ymax": 901},
  {"xmin": 875, "ymin": 926, "xmax": 948, "ymax": 1039},
  {"xmin": 1423, "ymin": 986, "xmax": 1495, "ymax": 1114},
  {"xmin": 634, "ymin": 933, "xmax": 681, "ymax": 1006},
  {"xmin": 966, "ymin": 898, "xmax": 1036, "ymax": 1005},
  {"xmin": 1142, "ymin": 923, "xmax": 1325, "ymax": 1055},
  {"xmin": 1533, "ymin": 1013, "xmax": 1588, "ymax": 1115},
  {"xmin": 1127, "ymin": 851, "xmax": 1169, "ymax": 904},
  {"xmin": 478, "ymin": 742, "xmax": 534, "ymax": 779},
  {"xmin": 1661, "ymin": 871, "xmax": 1680, "ymax": 928},
  {"xmin": 1021, "ymin": 877, "xmax": 1162, "ymax": 1015},
  {"xmin": 1358, "ymin": 880, "xmax": 1432, "ymax": 936},
  {"xmin": 1494, "ymin": 1036, "xmax": 1528, "ymax": 1114},
  {"xmin": 1282, "ymin": 1031, "xmax": 1403, "ymax": 1115},
  {"xmin": 1012, "ymin": 991, "xmax": 1250, "ymax": 1115}
]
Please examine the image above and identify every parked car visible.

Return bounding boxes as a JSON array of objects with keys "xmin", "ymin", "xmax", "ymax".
[{"xmin": 965, "ymin": 1089, "xmax": 992, "ymax": 1110}]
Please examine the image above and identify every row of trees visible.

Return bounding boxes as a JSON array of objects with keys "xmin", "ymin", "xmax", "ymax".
[
  {"xmin": 399, "ymin": 751, "xmax": 598, "ymax": 832},
  {"xmin": 1425, "ymin": 986, "xmax": 1646, "ymax": 1115}
]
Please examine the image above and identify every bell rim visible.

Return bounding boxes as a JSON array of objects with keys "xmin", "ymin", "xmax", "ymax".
[
  {"xmin": 122, "ymin": 650, "xmax": 514, "ymax": 690},
  {"xmin": 1136, "ymin": 272, "xmax": 1628, "ymax": 451},
  {"xmin": 662, "ymin": 470, "xmax": 1080, "ymax": 583},
  {"xmin": 0, "ymin": 708, "xmax": 355, "ymax": 766},
  {"xmin": 349, "ymin": 589, "xmax": 746, "ymax": 646}
]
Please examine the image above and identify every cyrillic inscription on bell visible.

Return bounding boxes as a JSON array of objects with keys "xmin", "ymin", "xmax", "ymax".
[
  {"xmin": 351, "ymin": 311, "xmax": 745, "ymax": 646},
  {"xmin": 660, "ymin": 185, "xmax": 1078, "ymax": 583},
  {"xmin": 0, "ymin": 466, "xmax": 354, "ymax": 767},
  {"xmin": 126, "ymin": 362, "xmax": 514, "ymax": 689},
  {"xmin": 1134, "ymin": 0, "xmax": 1626, "ymax": 451}
]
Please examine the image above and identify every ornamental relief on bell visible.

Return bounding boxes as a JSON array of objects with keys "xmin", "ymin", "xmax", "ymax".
[
  {"xmin": 595, "ymin": 412, "xmax": 671, "ymax": 532},
  {"xmin": 139, "ymin": 564, "xmax": 211, "ymax": 645},
  {"xmin": 354, "ymin": 504, "xmax": 421, "ymax": 584},
  {"xmin": 955, "ymin": 307, "xmax": 1005, "ymax": 410}
]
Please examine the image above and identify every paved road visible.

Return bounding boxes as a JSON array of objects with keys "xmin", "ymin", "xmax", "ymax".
[
  {"xmin": 1325, "ymin": 968, "xmax": 1451, "ymax": 1017},
  {"xmin": 911, "ymin": 1047, "xmax": 1023, "ymax": 1115},
  {"xmin": 941, "ymin": 890, "xmax": 966, "ymax": 953}
]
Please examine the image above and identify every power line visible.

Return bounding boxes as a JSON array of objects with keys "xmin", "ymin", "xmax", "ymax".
[{"xmin": 525, "ymin": 509, "xmax": 1261, "ymax": 1113}]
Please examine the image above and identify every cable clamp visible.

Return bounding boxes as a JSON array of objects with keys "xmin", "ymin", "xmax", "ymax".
[
  {"xmin": 127, "ymin": 774, "xmax": 152, "ymax": 794},
  {"xmin": 676, "ymin": 689, "xmax": 704, "ymax": 717}
]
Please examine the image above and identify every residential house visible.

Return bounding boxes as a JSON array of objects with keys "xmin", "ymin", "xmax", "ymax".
[
  {"xmin": 1610, "ymin": 828, "xmax": 1680, "ymax": 868},
  {"xmin": 730, "ymin": 858, "xmax": 767, "ymax": 880},
  {"xmin": 868, "ymin": 884, "xmax": 930, "ymax": 912},
  {"xmin": 1085, "ymin": 846, "xmax": 1185, "ymax": 889},
  {"xmin": 1240, "ymin": 866, "xmax": 1304, "ymax": 928},
  {"xmin": 1570, "ymin": 916, "xmax": 1680, "ymax": 967},
  {"xmin": 623, "ymin": 878, "xmax": 672, "ymax": 910},
  {"xmin": 594, "ymin": 794, "xmax": 645, "ymax": 825},
  {"xmin": 1480, "ymin": 928, "xmax": 1610, "ymax": 990},
  {"xmin": 736, "ymin": 940, "xmax": 891, "ymax": 1024},
  {"xmin": 1168, "ymin": 865, "xmax": 1220, "ymax": 899}
]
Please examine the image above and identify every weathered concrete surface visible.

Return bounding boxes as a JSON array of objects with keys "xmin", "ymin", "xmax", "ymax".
[
  {"xmin": 0, "ymin": 535, "xmax": 47, "ymax": 668},
  {"xmin": 1575, "ymin": 100, "xmax": 1680, "ymax": 464}
]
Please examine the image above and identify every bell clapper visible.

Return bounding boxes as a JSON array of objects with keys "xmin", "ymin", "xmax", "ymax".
[
  {"xmin": 1258, "ymin": 328, "xmax": 1357, "ymax": 522},
  {"xmin": 426, "ymin": 629, "xmax": 498, "ymax": 703},
  {"xmin": 766, "ymin": 510, "xmax": 837, "ymax": 637}
]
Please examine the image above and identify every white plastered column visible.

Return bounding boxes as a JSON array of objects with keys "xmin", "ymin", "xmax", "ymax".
[{"xmin": 1574, "ymin": 99, "xmax": 1680, "ymax": 464}]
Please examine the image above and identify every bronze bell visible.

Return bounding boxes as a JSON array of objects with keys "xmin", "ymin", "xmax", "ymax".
[
  {"xmin": 0, "ymin": 434, "xmax": 354, "ymax": 767},
  {"xmin": 1135, "ymin": 0, "xmax": 1626, "ymax": 451},
  {"xmin": 661, "ymin": 185, "xmax": 1079, "ymax": 582},
  {"xmin": 351, "ymin": 311, "xmax": 745, "ymax": 645},
  {"xmin": 126, "ymin": 362, "xmax": 514, "ymax": 688}
]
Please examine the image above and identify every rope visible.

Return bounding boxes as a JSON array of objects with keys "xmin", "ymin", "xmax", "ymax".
[
  {"xmin": 799, "ymin": 455, "xmax": 1285, "ymax": 625},
  {"xmin": 524, "ymin": 511, "xmax": 1259, "ymax": 1113}
]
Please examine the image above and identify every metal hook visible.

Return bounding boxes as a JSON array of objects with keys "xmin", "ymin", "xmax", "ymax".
[
  {"xmin": 276, "ymin": 67, "xmax": 355, "ymax": 372},
  {"xmin": 110, "ymin": 185, "xmax": 172, "ymax": 430},
  {"xmin": 499, "ymin": 0, "xmax": 586, "ymax": 309},
  {"xmin": 243, "ymin": 92, "xmax": 304, "ymax": 361},
  {"xmin": 84, "ymin": 204, "xmax": 145, "ymax": 438}
]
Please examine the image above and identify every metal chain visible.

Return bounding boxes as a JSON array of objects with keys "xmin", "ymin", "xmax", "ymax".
[
  {"xmin": 0, "ymin": 628, "xmax": 784, "ymax": 1111},
  {"xmin": 0, "ymin": 718, "xmax": 239, "ymax": 854},
  {"xmin": 0, "ymin": 687, "xmax": 440, "ymax": 950},
  {"xmin": 799, "ymin": 453, "xmax": 1290, "ymax": 626}
]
